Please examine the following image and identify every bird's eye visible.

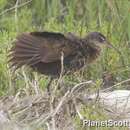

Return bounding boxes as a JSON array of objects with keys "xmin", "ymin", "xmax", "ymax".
[{"xmin": 99, "ymin": 36, "xmax": 106, "ymax": 42}]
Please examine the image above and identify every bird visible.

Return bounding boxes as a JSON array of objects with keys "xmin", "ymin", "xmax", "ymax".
[{"xmin": 8, "ymin": 31, "xmax": 116, "ymax": 77}]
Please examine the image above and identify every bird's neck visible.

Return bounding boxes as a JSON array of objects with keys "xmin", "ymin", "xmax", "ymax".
[
  {"xmin": 87, "ymin": 44, "xmax": 101, "ymax": 62},
  {"xmin": 80, "ymin": 41, "xmax": 101, "ymax": 63}
]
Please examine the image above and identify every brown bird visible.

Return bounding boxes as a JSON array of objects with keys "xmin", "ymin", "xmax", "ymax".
[{"xmin": 9, "ymin": 31, "xmax": 116, "ymax": 77}]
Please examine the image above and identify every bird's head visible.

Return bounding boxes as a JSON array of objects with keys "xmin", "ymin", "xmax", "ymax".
[
  {"xmin": 84, "ymin": 32, "xmax": 120, "ymax": 54},
  {"xmin": 85, "ymin": 32, "xmax": 112, "ymax": 48}
]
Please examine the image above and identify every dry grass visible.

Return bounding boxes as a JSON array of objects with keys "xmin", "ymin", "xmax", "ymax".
[{"xmin": 0, "ymin": 79, "xmax": 130, "ymax": 130}]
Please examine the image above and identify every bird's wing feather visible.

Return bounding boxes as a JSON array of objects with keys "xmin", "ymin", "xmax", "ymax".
[{"xmin": 9, "ymin": 32, "xmax": 77, "ymax": 69}]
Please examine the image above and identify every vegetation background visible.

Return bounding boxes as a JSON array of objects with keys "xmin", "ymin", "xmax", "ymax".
[{"xmin": 0, "ymin": 0, "xmax": 130, "ymax": 130}]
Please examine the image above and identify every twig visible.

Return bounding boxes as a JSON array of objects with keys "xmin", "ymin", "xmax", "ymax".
[
  {"xmin": 36, "ymin": 81, "xmax": 94, "ymax": 126},
  {"xmin": 36, "ymin": 90, "xmax": 70, "ymax": 126},
  {"xmin": 101, "ymin": 78, "xmax": 130, "ymax": 92},
  {"xmin": 73, "ymin": 99, "xmax": 84, "ymax": 120},
  {"xmin": 49, "ymin": 52, "xmax": 65, "ymax": 130},
  {"xmin": 46, "ymin": 122, "xmax": 51, "ymax": 130},
  {"xmin": 14, "ymin": 0, "xmax": 19, "ymax": 32},
  {"xmin": 0, "ymin": 0, "xmax": 32, "ymax": 16},
  {"xmin": 46, "ymin": 77, "xmax": 54, "ymax": 95},
  {"xmin": 70, "ymin": 80, "xmax": 95, "ymax": 94},
  {"xmin": 31, "ymin": 80, "xmax": 40, "ymax": 95},
  {"xmin": 54, "ymin": 51, "xmax": 64, "ymax": 92},
  {"xmin": 52, "ymin": 90, "xmax": 70, "ymax": 117}
]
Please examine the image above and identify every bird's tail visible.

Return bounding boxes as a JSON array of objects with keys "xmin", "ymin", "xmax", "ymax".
[{"xmin": 8, "ymin": 33, "xmax": 42, "ymax": 70}]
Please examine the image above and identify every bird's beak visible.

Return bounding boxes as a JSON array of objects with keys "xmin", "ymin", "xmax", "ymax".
[{"xmin": 106, "ymin": 41, "xmax": 121, "ymax": 55}]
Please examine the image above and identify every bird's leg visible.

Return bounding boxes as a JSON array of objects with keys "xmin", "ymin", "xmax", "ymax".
[{"xmin": 46, "ymin": 77, "xmax": 54, "ymax": 96}]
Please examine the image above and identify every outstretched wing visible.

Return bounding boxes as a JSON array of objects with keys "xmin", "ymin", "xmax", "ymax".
[{"xmin": 9, "ymin": 32, "xmax": 77, "ymax": 70}]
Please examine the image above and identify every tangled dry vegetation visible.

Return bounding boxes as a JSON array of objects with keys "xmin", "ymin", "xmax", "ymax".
[
  {"xmin": 0, "ymin": 78, "xmax": 130, "ymax": 130},
  {"xmin": 0, "ymin": 80, "xmax": 94, "ymax": 130}
]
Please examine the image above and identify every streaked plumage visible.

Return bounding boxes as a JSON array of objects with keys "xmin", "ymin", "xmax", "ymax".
[{"xmin": 8, "ymin": 31, "xmax": 112, "ymax": 77}]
